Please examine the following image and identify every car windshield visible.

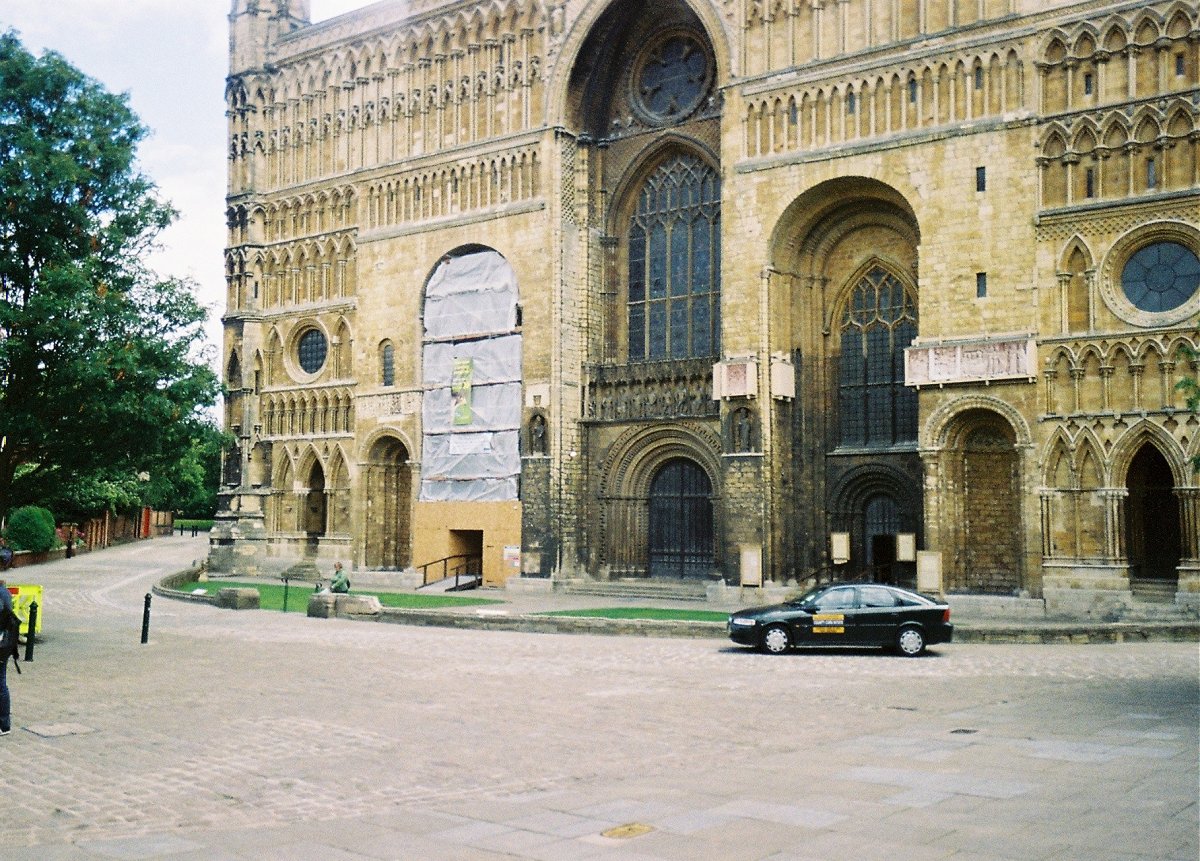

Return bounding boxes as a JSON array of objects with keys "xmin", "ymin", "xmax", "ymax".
[{"xmin": 789, "ymin": 585, "xmax": 827, "ymax": 606}]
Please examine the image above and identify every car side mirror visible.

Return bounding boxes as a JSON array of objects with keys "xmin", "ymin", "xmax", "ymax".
[{"xmin": 799, "ymin": 603, "xmax": 818, "ymax": 613}]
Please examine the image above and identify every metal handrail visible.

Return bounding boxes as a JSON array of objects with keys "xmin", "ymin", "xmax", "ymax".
[{"xmin": 417, "ymin": 554, "xmax": 482, "ymax": 590}]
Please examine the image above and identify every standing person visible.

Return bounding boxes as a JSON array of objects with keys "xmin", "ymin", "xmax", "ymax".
[
  {"xmin": 0, "ymin": 538, "xmax": 12, "ymax": 571},
  {"xmin": 0, "ymin": 579, "xmax": 15, "ymax": 735}
]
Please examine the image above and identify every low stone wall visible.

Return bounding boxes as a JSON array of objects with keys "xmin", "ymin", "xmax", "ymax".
[
  {"xmin": 152, "ymin": 567, "xmax": 218, "ymax": 605},
  {"xmin": 373, "ymin": 607, "xmax": 728, "ymax": 639}
]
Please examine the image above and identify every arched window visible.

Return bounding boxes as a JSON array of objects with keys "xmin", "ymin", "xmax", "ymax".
[
  {"xmin": 838, "ymin": 266, "xmax": 917, "ymax": 447},
  {"xmin": 380, "ymin": 342, "xmax": 395, "ymax": 387},
  {"xmin": 627, "ymin": 153, "xmax": 720, "ymax": 362}
]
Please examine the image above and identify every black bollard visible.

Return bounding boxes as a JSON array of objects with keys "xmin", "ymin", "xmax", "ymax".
[
  {"xmin": 141, "ymin": 593, "xmax": 151, "ymax": 644},
  {"xmin": 24, "ymin": 601, "xmax": 37, "ymax": 662}
]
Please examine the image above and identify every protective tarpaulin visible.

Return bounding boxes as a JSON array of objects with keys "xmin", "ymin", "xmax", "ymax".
[
  {"xmin": 423, "ymin": 336, "xmax": 522, "ymax": 387},
  {"xmin": 420, "ymin": 250, "xmax": 522, "ymax": 502},
  {"xmin": 423, "ymin": 251, "xmax": 518, "ymax": 339},
  {"xmin": 423, "ymin": 383, "xmax": 523, "ymax": 434},
  {"xmin": 422, "ymin": 431, "xmax": 520, "ymax": 479},
  {"xmin": 420, "ymin": 477, "xmax": 520, "ymax": 502}
]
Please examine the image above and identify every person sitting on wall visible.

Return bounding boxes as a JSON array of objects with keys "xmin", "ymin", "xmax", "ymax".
[{"xmin": 330, "ymin": 562, "xmax": 350, "ymax": 594}]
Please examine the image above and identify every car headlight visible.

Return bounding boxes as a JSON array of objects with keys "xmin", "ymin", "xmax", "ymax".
[{"xmin": 730, "ymin": 617, "xmax": 757, "ymax": 626}]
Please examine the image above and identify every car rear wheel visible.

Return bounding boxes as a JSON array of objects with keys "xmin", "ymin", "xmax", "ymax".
[
  {"xmin": 896, "ymin": 625, "xmax": 925, "ymax": 657},
  {"xmin": 761, "ymin": 625, "xmax": 791, "ymax": 654}
]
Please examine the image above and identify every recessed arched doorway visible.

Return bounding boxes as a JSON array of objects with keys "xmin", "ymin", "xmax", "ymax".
[
  {"xmin": 364, "ymin": 437, "xmax": 412, "ymax": 570},
  {"xmin": 303, "ymin": 461, "xmax": 327, "ymax": 548},
  {"xmin": 940, "ymin": 411, "xmax": 1023, "ymax": 594},
  {"xmin": 648, "ymin": 458, "xmax": 714, "ymax": 580},
  {"xmin": 1125, "ymin": 444, "xmax": 1180, "ymax": 586}
]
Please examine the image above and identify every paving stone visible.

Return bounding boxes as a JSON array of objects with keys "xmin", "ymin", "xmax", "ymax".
[{"xmin": 2, "ymin": 537, "xmax": 1196, "ymax": 861}]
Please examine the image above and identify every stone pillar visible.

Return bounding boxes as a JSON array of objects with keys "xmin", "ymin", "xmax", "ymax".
[
  {"xmin": 1102, "ymin": 487, "xmax": 1128, "ymax": 562},
  {"xmin": 1176, "ymin": 487, "xmax": 1200, "ymax": 611},
  {"xmin": 1039, "ymin": 489, "xmax": 1055, "ymax": 558}
]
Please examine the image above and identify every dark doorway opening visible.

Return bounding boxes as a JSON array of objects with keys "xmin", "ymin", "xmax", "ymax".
[
  {"xmin": 304, "ymin": 462, "xmax": 327, "ymax": 551},
  {"xmin": 1125, "ymin": 444, "xmax": 1180, "ymax": 585},
  {"xmin": 449, "ymin": 529, "xmax": 484, "ymax": 563}
]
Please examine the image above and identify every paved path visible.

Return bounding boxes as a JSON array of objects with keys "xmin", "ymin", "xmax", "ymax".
[{"xmin": 2, "ymin": 536, "xmax": 1197, "ymax": 860}]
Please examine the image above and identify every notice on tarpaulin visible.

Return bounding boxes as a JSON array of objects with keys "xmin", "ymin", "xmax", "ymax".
[
  {"xmin": 451, "ymin": 358, "xmax": 474, "ymax": 426},
  {"xmin": 503, "ymin": 545, "xmax": 521, "ymax": 571}
]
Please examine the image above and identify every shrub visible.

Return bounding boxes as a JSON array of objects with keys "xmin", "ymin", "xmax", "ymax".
[{"xmin": 5, "ymin": 505, "xmax": 59, "ymax": 553}]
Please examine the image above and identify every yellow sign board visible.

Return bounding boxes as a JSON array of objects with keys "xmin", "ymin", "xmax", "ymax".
[{"xmin": 7, "ymin": 584, "xmax": 43, "ymax": 635}]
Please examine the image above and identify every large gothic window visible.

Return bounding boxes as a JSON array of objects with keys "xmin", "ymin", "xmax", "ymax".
[
  {"xmin": 627, "ymin": 154, "xmax": 720, "ymax": 363},
  {"xmin": 838, "ymin": 266, "xmax": 917, "ymax": 447}
]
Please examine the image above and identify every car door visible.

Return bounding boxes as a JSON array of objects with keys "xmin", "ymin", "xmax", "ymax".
[
  {"xmin": 854, "ymin": 585, "xmax": 902, "ymax": 646},
  {"xmin": 799, "ymin": 586, "xmax": 858, "ymax": 644}
]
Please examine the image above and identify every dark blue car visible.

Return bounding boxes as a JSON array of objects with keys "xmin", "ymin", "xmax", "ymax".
[{"xmin": 728, "ymin": 582, "xmax": 953, "ymax": 656}]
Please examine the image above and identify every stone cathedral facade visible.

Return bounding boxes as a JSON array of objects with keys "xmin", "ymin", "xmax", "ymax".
[{"xmin": 212, "ymin": 0, "xmax": 1200, "ymax": 615}]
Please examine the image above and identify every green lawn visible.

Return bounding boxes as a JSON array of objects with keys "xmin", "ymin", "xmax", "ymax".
[
  {"xmin": 537, "ymin": 607, "xmax": 728, "ymax": 622},
  {"xmin": 175, "ymin": 580, "xmax": 504, "ymax": 613}
]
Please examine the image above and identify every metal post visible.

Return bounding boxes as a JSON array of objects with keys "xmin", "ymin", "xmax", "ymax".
[
  {"xmin": 24, "ymin": 601, "xmax": 37, "ymax": 661},
  {"xmin": 281, "ymin": 577, "xmax": 290, "ymax": 613},
  {"xmin": 141, "ymin": 593, "xmax": 151, "ymax": 644}
]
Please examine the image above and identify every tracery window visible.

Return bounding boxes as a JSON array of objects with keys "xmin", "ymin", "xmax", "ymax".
[
  {"xmin": 627, "ymin": 153, "xmax": 720, "ymax": 363},
  {"xmin": 838, "ymin": 266, "xmax": 917, "ymax": 448},
  {"xmin": 297, "ymin": 328, "xmax": 328, "ymax": 375},
  {"xmin": 633, "ymin": 32, "xmax": 712, "ymax": 125},
  {"xmin": 1121, "ymin": 241, "xmax": 1200, "ymax": 313}
]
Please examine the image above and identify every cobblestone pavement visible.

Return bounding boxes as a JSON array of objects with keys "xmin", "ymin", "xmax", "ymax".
[{"xmin": 2, "ymin": 537, "xmax": 1197, "ymax": 860}]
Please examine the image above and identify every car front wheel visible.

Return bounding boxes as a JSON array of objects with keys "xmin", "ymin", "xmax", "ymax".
[
  {"xmin": 896, "ymin": 625, "xmax": 925, "ymax": 657},
  {"xmin": 761, "ymin": 624, "xmax": 791, "ymax": 654}
]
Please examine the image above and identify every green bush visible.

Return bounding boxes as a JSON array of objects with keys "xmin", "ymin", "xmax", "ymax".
[{"xmin": 5, "ymin": 505, "xmax": 59, "ymax": 553}]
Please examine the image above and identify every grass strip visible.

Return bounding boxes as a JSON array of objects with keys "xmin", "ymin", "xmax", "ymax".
[
  {"xmin": 175, "ymin": 580, "xmax": 504, "ymax": 613},
  {"xmin": 537, "ymin": 607, "xmax": 728, "ymax": 622}
]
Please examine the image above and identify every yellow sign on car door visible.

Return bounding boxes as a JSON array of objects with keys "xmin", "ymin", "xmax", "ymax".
[{"xmin": 812, "ymin": 613, "xmax": 844, "ymax": 634}]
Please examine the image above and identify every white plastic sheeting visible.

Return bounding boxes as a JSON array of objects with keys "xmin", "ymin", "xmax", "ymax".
[
  {"xmin": 423, "ymin": 251, "xmax": 519, "ymax": 339},
  {"xmin": 423, "ymin": 382, "xmax": 523, "ymax": 433},
  {"xmin": 423, "ymin": 335, "xmax": 521, "ymax": 387},
  {"xmin": 420, "ymin": 250, "xmax": 522, "ymax": 502}
]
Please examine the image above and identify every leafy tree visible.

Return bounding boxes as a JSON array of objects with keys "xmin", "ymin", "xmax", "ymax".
[
  {"xmin": 140, "ymin": 420, "xmax": 228, "ymax": 518},
  {"xmin": 0, "ymin": 32, "xmax": 219, "ymax": 516}
]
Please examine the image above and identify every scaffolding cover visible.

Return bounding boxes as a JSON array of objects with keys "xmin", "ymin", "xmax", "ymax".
[
  {"xmin": 423, "ymin": 336, "xmax": 522, "ymax": 387},
  {"xmin": 420, "ymin": 250, "xmax": 522, "ymax": 502},
  {"xmin": 423, "ymin": 382, "xmax": 522, "ymax": 434},
  {"xmin": 419, "ymin": 477, "xmax": 519, "ymax": 502},
  {"xmin": 422, "ymin": 430, "xmax": 520, "ymax": 479},
  {"xmin": 423, "ymin": 251, "xmax": 518, "ymax": 339}
]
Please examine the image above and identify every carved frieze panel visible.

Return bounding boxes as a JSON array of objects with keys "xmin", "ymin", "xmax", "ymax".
[
  {"xmin": 906, "ymin": 336, "xmax": 1038, "ymax": 387},
  {"xmin": 586, "ymin": 358, "xmax": 719, "ymax": 422}
]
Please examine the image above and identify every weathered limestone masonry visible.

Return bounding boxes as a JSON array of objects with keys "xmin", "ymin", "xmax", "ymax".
[{"xmin": 212, "ymin": 0, "xmax": 1200, "ymax": 617}]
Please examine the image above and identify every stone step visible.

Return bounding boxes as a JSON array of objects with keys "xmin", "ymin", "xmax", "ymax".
[
  {"xmin": 1129, "ymin": 578, "xmax": 1178, "ymax": 603},
  {"xmin": 556, "ymin": 579, "xmax": 712, "ymax": 602}
]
